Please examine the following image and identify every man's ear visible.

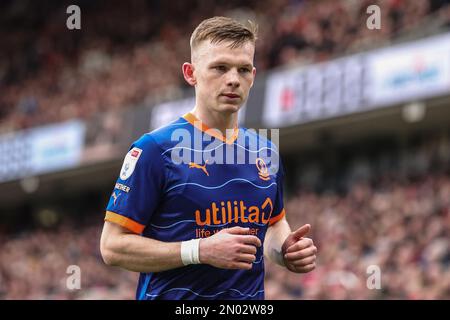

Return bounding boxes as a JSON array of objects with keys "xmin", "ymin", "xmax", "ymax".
[
  {"xmin": 182, "ymin": 62, "xmax": 196, "ymax": 86},
  {"xmin": 250, "ymin": 67, "xmax": 257, "ymax": 88}
]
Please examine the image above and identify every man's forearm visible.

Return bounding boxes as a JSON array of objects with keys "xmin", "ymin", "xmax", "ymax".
[
  {"xmin": 106, "ymin": 233, "xmax": 183, "ymax": 272},
  {"xmin": 101, "ymin": 225, "xmax": 184, "ymax": 273},
  {"xmin": 264, "ymin": 217, "xmax": 291, "ymax": 266},
  {"xmin": 101, "ymin": 222, "xmax": 263, "ymax": 273}
]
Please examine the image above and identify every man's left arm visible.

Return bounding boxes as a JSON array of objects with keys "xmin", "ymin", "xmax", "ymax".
[{"xmin": 264, "ymin": 216, "xmax": 317, "ymax": 273}]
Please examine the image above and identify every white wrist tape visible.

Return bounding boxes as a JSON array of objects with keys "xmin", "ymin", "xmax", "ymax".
[{"xmin": 180, "ymin": 239, "xmax": 201, "ymax": 265}]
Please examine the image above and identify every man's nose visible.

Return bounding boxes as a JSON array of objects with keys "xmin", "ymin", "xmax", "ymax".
[{"xmin": 226, "ymin": 69, "xmax": 240, "ymax": 88}]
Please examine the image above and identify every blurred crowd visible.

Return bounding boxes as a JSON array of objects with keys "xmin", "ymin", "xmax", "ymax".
[
  {"xmin": 0, "ymin": 219, "xmax": 136, "ymax": 299},
  {"xmin": 264, "ymin": 132, "xmax": 450, "ymax": 299},
  {"xmin": 265, "ymin": 174, "xmax": 450, "ymax": 299},
  {"xmin": 1, "ymin": 0, "xmax": 450, "ymax": 133},
  {"xmin": 0, "ymin": 133, "xmax": 448, "ymax": 300}
]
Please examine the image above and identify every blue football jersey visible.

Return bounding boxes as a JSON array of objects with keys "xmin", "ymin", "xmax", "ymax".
[{"xmin": 105, "ymin": 112, "xmax": 285, "ymax": 300}]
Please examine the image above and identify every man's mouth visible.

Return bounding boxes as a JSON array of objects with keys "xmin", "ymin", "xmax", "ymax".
[{"xmin": 221, "ymin": 93, "xmax": 240, "ymax": 99}]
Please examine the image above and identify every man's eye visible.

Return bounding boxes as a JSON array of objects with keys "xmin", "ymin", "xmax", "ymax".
[
  {"xmin": 239, "ymin": 68, "xmax": 251, "ymax": 73},
  {"xmin": 214, "ymin": 66, "xmax": 227, "ymax": 72}
]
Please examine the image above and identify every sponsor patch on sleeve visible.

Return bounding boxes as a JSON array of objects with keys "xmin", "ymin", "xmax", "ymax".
[
  {"xmin": 115, "ymin": 183, "xmax": 131, "ymax": 193},
  {"xmin": 120, "ymin": 147, "xmax": 143, "ymax": 180}
]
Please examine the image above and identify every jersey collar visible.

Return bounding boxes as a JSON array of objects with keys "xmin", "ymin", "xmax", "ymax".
[{"xmin": 182, "ymin": 112, "xmax": 239, "ymax": 145}]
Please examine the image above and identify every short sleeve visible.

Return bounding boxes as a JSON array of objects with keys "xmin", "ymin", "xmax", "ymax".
[
  {"xmin": 268, "ymin": 159, "xmax": 286, "ymax": 226},
  {"xmin": 105, "ymin": 134, "xmax": 166, "ymax": 234}
]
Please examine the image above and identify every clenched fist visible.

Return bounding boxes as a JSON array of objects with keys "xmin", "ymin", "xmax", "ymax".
[
  {"xmin": 281, "ymin": 224, "xmax": 317, "ymax": 273},
  {"xmin": 199, "ymin": 226, "xmax": 262, "ymax": 270}
]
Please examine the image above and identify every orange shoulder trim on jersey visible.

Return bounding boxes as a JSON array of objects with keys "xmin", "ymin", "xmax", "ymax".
[
  {"xmin": 269, "ymin": 208, "xmax": 285, "ymax": 226},
  {"xmin": 183, "ymin": 112, "xmax": 239, "ymax": 145},
  {"xmin": 105, "ymin": 211, "xmax": 145, "ymax": 234}
]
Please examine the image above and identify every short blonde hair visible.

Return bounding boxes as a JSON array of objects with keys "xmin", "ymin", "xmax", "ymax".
[{"xmin": 190, "ymin": 16, "xmax": 258, "ymax": 50}]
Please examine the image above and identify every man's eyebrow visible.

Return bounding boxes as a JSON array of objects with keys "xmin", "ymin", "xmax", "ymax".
[{"xmin": 209, "ymin": 61, "xmax": 253, "ymax": 68}]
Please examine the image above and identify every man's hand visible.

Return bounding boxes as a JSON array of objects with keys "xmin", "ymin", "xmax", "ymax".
[
  {"xmin": 199, "ymin": 227, "xmax": 261, "ymax": 270},
  {"xmin": 281, "ymin": 224, "xmax": 317, "ymax": 273}
]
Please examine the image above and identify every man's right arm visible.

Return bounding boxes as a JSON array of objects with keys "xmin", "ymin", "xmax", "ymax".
[
  {"xmin": 100, "ymin": 221, "xmax": 262, "ymax": 273},
  {"xmin": 100, "ymin": 221, "xmax": 184, "ymax": 272}
]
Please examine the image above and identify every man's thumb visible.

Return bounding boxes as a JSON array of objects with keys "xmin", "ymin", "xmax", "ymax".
[
  {"xmin": 292, "ymin": 224, "xmax": 311, "ymax": 239},
  {"xmin": 225, "ymin": 226, "xmax": 250, "ymax": 235}
]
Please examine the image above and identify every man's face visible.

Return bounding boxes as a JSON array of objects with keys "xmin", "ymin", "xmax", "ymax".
[{"xmin": 191, "ymin": 40, "xmax": 256, "ymax": 114}]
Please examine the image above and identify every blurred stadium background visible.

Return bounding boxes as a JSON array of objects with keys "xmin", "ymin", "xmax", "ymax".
[{"xmin": 0, "ymin": 0, "xmax": 449, "ymax": 299}]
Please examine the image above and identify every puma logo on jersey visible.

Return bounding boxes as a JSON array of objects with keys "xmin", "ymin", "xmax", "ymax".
[
  {"xmin": 189, "ymin": 160, "xmax": 209, "ymax": 176},
  {"xmin": 111, "ymin": 191, "xmax": 121, "ymax": 205}
]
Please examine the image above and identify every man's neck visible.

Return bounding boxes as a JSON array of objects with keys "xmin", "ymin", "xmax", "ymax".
[{"xmin": 191, "ymin": 106, "xmax": 238, "ymax": 137}]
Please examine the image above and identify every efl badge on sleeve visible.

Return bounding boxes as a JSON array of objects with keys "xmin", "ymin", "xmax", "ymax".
[{"xmin": 120, "ymin": 147, "xmax": 143, "ymax": 180}]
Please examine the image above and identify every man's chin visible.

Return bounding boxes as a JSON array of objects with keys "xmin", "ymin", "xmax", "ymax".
[{"xmin": 218, "ymin": 103, "xmax": 241, "ymax": 114}]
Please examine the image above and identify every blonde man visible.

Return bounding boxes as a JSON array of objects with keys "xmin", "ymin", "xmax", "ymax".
[{"xmin": 101, "ymin": 16, "xmax": 316, "ymax": 300}]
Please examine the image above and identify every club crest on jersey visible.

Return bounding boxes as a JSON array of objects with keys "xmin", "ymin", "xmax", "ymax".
[
  {"xmin": 120, "ymin": 147, "xmax": 143, "ymax": 180},
  {"xmin": 256, "ymin": 158, "xmax": 270, "ymax": 181}
]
